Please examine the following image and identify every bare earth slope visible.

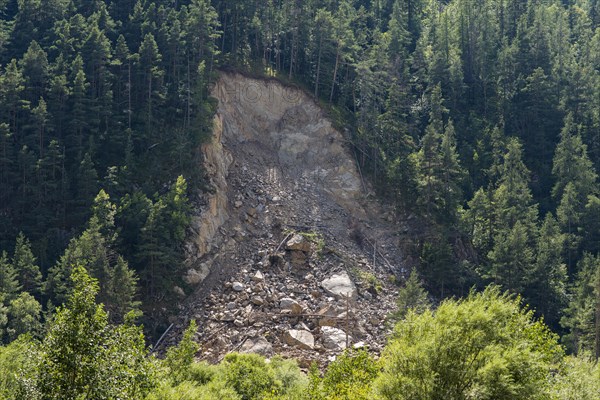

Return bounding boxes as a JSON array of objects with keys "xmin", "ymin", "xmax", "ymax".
[{"xmin": 168, "ymin": 73, "xmax": 407, "ymax": 365}]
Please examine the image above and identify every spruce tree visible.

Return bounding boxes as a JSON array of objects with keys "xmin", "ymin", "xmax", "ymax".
[
  {"xmin": 12, "ymin": 233, "xmax": 42, "ymax": 297},
  {"xmin": 0, "ymin": 251, "xmax": 21, "ymax": 301},
  {"xmin": 392, "ymin": 268, "xmax": 430, "ymax": 321}
]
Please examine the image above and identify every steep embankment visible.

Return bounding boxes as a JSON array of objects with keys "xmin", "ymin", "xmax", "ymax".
[{"xmin": 171, "ymin": 73, "xmax": 407, "ymax": 365}]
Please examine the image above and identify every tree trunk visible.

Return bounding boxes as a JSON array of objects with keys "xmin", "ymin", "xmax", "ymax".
[
  {"xmin": 330, "ymin": 42, "xmax": 340, "ymax": 102},
  {"xmin": 314, "ymin": 33, "xmax": 323, "ymax": 98}
]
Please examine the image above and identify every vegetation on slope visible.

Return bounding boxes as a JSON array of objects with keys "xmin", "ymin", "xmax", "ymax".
[{"xmin": 0, "ymin": 0, "xmax": 599, "ymax": 396}]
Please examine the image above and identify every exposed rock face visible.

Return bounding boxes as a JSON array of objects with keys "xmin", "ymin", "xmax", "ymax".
[
  {"xmin": 167, "ymin": 73, "xmax": 410, "ymax": 366},
  {"xmin": 212, "ymin": 74, "xmax": 363, "ymax": 210},
  {"xmin": 190, "ymin": 114, "xmax": 233, "ymax": 260},
  {"xmin": 321, "ymin": 272, "xmax": 358, "ymax": 300}
]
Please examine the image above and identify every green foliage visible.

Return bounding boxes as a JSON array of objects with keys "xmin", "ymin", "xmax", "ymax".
[
  {"xmin": 561, "ymin": 253, "xmax": 600, "ymax": 354},
  {"xmin": 0, "ymin": 336, "xmax": 39, "ymax": 399},
  {"xmin": 222, "ymin": 353, "xmax": 283, "ymax": 400},
  {"xmin": 392, "ymin": 268, "xmax": 431, "ymax": 321},
  {"xmin": 164, "ymin": 319, "xmax": 199, "ymax": 385},
  {"xmin": 549, "ymin": 355, "xmax": 600, "ymax": 400},
  {"xmin": 320, "ymin": 349, "xmax": 379, "ymax": 400},
  {"xmin": 0, "ymin": 251, "xmax": 20, "ymax": 300},
  {"xmin": 12, "ymin": 233, "xmax": 42, "ymax": 298},
  {"xmin": 37, "ymin": 265, "xmax": 155, "ymax": 399},
  {"xmin": 6, "ymin": 292, "xmax": 41, "ymax": 342},
  {"xmin": 375, "ymin": 286, "xmax": 564, "ymax": 400}
]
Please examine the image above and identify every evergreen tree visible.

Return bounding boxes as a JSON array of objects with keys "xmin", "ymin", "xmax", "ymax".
[
  {"xmin": 552, "ymin": 113, "xmax": 598, "ymax": 202},
  {"xmin": 12, "ymin": 233, "xmax": 42, "ymax": 297},
  {"xmin": 561, "ymin": 253, "xmax": 600, "ymax": 356},
  {"xmin": 0, "ymin": 251, "xmax": 21, "ymax": 301},
  {"xmin": 392, "ymin": 268, "xmax": 430, "ymax": 320},
  {"xmin": 45, "ymin": 191, "xmax": 140, "ymax": 323},
  {"xmin": 526, "ymin": 214, "xmax": 567, "ymax": 328},
  {"xmin": 415, "ymin": 86, "xmax": 464, "ymax": 222}
]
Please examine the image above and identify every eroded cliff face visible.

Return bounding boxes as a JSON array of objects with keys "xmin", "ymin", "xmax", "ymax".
[
  {"xmin": 187, "ymin": 73, "xmax": 365, "ymax": 267},
  {"xmin": 213, "ymin": 74, "xmax": 363, "ymax": 207},
  {"xmin": 194, "ymin": 114, "xmax": 232, "ymax": 258},
  {"xmin": 176, "ymin": 73, "xmax": 403, "ymax": 364}
]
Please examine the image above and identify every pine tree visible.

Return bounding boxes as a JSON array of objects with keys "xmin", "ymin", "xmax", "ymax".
[
  {"xmin": 12, "ymin": 233, "xmax": 42, "ymax": 297},
  {"xmin": 104, "ymin": 256, "xmax": 141, "ymax": 324},
  {"xmin": 392, "ymin": 268, "xmax": 430, "ymax": 321},
  {"xmin": 561, "ymin": 253, "xmax": 600, "ymax": 356},
  {"xmin": 66, "ymin": 55, "xmax": 91, "ymax": 164},
  {"xmin": 415, "ymin": 85, "xmax": 463, "ymax": 221},
  {"xmin": 484, "ymin": 139, "xmax": 539, "ymax": 293},
  {"xmin": 552, "ymin": 113, "xmax": 598, "ymax": 202},
  {"xmin": 526, "ymin": 214, "xmax": 567, "ymax": 328},
  {"xmin": 0, "ymin": 252, "xmax": 21, "ymax": 302},
  {"xmin": 19, "ymin": 40, "xmax": 49, "ymax": 103},
  {"xmin": 0, "ymin": 60, "xmax": 29, "ymax": 134},
  {"xmin": 137, "ymin": 33, "xmax": 164, "ymax": 140},
  {"xmin": 46, "ymin": 191, "xmax": 140, "ymax": 323}
]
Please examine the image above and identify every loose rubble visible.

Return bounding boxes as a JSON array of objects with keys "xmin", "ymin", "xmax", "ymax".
[{"xmin": 165, "ymin": 73, "xmax": 413, "ymax": 367}]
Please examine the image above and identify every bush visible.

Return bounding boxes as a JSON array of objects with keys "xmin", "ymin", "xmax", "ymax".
[
  {"xmin": 222, "ymin": 353, "xmax": 282, "ymax": 400},
  {"xmin": 374, "ymin": 286, "xmax": 564, "ymax": 400}
]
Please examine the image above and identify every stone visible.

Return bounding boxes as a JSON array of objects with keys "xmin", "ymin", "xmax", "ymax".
[
  {"xmin": 232, "ymin": 282, "xmax": 245, "ymax": 292},
  {"xmin": 289, "ymin": 251, "xmax": 307, "ymax": 267},
  {"xmin": 252, "ymin": 271, "xmax": 265, "ymax": 282},
  {"xmin": 321, "ymin": 272, "xmax": 357, "ymax": 300},
  {"xmin": 234, "ymin": 200, "xmax": 243, "ymax": 208},
  {"xmin": 239, "ymin": 336, "xmax": 273, "ymax": 356},
  {"xmin": 284, "ymin": 329, "xmax": 314, "ymax": 350},
  {"xmin": 321, "ymin": 326, "xmax": 351, "ymax": 351},
  {"xmin": 252, "ymin": 296, "xmax": 265, "ymax": 306},
  {"xmin": 280, "ymin": 297, "xmax": 303, "ymax": 315},
  {"xmin": 221, "ymin": 312, "xmax": 235, "ymax": 322},
  {"xmin": 184, "ymin": 266, "xmax": 209, "ymax": 285},
  {"xmin": 285, "ymin": 234, "xmax": 311, "ymax": 252},
  {"xmin": 173, "ymin": 286, "xmax": 185, "ymax": 297},
  {"xmin": 316, "ymin": 304, "xmax": 341, "ymax": 327}
]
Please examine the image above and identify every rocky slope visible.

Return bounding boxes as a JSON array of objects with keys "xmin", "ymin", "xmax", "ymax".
[{"xmin": 167, "ymin": 72, "xmax": 408, "ymax": 366}]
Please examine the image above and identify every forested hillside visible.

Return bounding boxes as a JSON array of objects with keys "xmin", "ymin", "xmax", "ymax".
[{"xmin": 0, "ymin": 0, "xmax": 599, "ymax": 396}]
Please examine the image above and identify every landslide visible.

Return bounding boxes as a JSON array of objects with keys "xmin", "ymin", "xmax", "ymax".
[{"xmin": 166, "ymin": 72, "xmax": 409, "ymax": 366}]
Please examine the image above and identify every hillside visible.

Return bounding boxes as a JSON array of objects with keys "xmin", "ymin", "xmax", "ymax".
[
  {"xmin": 0, "ymin": 0, "xmax": 599, "ymax": 397},
  {"xmin": 162, "ymin": 73, "xmax": 407, "ymax": 364}
]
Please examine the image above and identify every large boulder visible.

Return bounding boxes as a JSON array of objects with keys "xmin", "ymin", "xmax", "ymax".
[
  {"xmin": 316, "ymin": 304, "xmax": 342, "ymax": 327},
  {"xmin": 239, "ymin": 336, "xmax": 273, "ymax": 356},
  {"xmin": 284, "ymin": 329, "xmax": 314, "ymax": 350},
  {"xmin": 280, "ymin": 297, "xmax": 303, "ymax": 315},
  {"xmin": 321, "ymin": 272, "xmax": 357, "ymax": 300},
  {"xmin": 321, "ymin": 326, "xmax": 351, "ymax": 351},
  {"xmin": 286, "ymin": 234, "xmax": 311, "ymax": 252}
]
